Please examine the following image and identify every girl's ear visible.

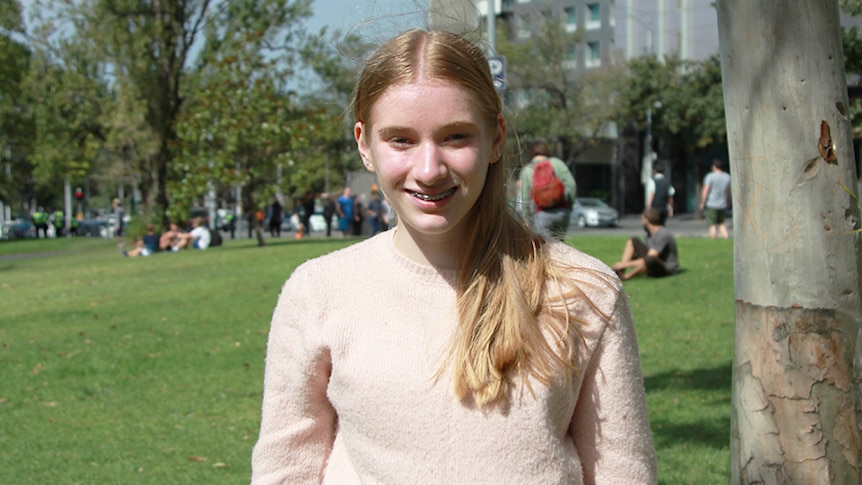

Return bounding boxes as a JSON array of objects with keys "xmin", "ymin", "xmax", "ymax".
[{"xmin": 355, "ymin": 121, "xmax": 374, "ymax": 172}]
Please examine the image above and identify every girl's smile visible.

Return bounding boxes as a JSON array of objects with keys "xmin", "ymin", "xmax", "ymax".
[{"xmin": 355, "ymin": 81, "xmax": 504, "ymax": 266}]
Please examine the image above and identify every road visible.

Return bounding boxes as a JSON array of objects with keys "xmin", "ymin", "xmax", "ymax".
[{"xmin": 568, "ymin": 213, "xmax": 733, "ymax": 239}]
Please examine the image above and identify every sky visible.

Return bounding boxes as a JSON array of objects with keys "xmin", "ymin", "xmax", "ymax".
[
  {"xmin": 18, "ymin": 0, "xmax": 429, "ymax": 35},
  {"xmin": 306, "ymin": 0, "xmax": 430, "ymax": 38}
]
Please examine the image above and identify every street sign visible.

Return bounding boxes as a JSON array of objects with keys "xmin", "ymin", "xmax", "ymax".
[{"xmin": 488, "ymin": 55, "xmax": 505, "ymax": 91}]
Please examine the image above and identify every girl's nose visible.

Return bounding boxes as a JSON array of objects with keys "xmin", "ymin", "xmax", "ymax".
[{"xmin": 415, "ymin": 143, "xmax": 448, "ymax": 184}]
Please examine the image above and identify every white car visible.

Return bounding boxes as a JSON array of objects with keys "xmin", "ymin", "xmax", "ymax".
[{"xmin": 570, "ymin": 198, "xmax": 619, "ymax": 228}]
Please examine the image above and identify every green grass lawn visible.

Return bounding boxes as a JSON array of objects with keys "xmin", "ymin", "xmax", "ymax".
[{"xmin": 0, "ymin": 233, "xmax": 733, "ymax": 484}]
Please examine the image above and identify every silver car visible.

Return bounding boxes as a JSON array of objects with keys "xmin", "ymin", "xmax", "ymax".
[{"xmin": 570, "ymin": 198, "xmax": 619, "ymax": 228}]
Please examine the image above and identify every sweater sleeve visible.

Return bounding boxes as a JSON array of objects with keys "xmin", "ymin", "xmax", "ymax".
[
  {"xmin": 252, "ymin": 266, "xmax": 336, "ymax": 484},
  {"xmin": 569, "ymin": 289, "xmax": 657, "ymax": 485}
]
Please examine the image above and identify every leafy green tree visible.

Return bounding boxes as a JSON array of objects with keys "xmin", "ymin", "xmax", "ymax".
[
  {"xmin": 25, "ymin": 0, "xmax": 321, "ymax": 229},
  {"xmin": 299, "ymin": 28, "xmax": 374, "ymax": 193},
  {"xmin": 0, "ymin": 0, "xmax": 33, "ymax": 211},
  {"xmin": 617, "ymin": 52, "xmax": 726, "ymax": 210},
  {"xmin": 172, "ymin": 0, "xmax": 314, "ymax": 245},
  {"xmin": 679, "ymin": 55, "xmax": 727, "ymax": 150},
  {"xmin": 622, "ymin": 53, "xmax": 726, "ymax": 150},
  {"xmin": 26, "ymin": 0, "xmax": 220, "ymax": 224},
  {"xmin": 495, "ymin": 10, "xmax": 596, "ymax": 164},
  {"xmin": 22, "ymin": 25, "xmax": 109, "ymax": 212}
]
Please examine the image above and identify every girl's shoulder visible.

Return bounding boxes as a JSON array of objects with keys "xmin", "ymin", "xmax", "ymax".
[{"xmin": 544, "ymin": 240, "xmax": 616, "ymax": 279}]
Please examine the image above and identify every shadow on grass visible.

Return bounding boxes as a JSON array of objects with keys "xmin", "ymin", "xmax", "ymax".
[
  {"xmin": 645, "ymin": 361, "xmax": 732, "ymax": 450},
  {"xmin": 644, "ymin": 361, "xmax": 732, "ymax": 392},
  {"xmin": 650, "ymin": 415, "xmax": 731, "ymax": 449}
]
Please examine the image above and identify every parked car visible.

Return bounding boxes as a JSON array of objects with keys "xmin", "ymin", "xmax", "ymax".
[
  {"xmin": 76, "ymin": 218, "xmax": 110, "ymax": 237},
  {"xmin": 1, "ymin": 216, "xmax": 36, "ymax": 240},
  {"xmin": 570, "ymin": 198, "xmax": 619, "ymax": 228}
]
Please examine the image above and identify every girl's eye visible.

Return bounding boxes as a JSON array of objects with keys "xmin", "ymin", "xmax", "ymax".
[
  {"xmin": 446, "ymin": 133, "xmax": 470, "ymax": 143},
  {"xmin": 389, "ymin": 136, "xmax": 412, "ymax": 147}
]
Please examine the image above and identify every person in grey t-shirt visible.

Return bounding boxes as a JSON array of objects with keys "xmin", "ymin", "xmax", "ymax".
[
  {"xmin": 699, "ymin": 159, "xmax": 732, "ymax": 239},
  {"xmin": 611, "ymin": 208, "xmax": 679, "ymax": 281}
]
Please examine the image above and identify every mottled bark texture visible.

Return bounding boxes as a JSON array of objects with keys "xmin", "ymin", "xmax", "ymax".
[
  {"xmin": 732, "ymin": 304, "xmax": 862, "ymax": 483},
  {"xmin": 718, "ymin": 0, "xmax": 862, "ymax": 483}
]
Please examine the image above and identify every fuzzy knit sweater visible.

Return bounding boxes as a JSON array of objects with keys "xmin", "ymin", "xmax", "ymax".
[{"xmin": 251, "ymin": 230, "xmax": 657, "ymax": 484}]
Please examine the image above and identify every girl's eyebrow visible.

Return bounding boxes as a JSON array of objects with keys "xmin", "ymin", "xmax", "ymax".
[{"xmin": 376, "ymin": 121, "xmax": 479, "ymax": 136}]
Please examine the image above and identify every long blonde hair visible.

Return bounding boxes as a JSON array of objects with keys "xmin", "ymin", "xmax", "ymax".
[{"xmin": 353, "ymin": 29, "xmax": 612, "ymax": 409}]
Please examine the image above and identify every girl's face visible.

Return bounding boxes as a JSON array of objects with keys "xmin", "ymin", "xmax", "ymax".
[{"xmin": 355, "ymin": 81, "xmax": 505, "ymax": 254}]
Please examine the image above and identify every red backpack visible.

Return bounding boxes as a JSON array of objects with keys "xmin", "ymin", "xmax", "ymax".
[{"xmin": 530, "ymin": 158, "xmax": 566, "ymax": 210}]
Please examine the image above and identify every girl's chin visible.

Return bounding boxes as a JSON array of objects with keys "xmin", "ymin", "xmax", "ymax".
[{"xmin": 397, "ymin": 214, "xmax": 468, "ymax": 238}]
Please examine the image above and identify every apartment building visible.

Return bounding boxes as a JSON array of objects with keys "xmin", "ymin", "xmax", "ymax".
[
  {"xmin": 476, "ymin": 0, "xmax": 720, "ymax": 212},
  {"xmin": 478, "ymin": 0, "xmax": 720, "ymax": 69}
]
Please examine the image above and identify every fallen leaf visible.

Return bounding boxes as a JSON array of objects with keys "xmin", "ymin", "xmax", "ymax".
[
  {"xmin": 188, "ymin": 456, "xmax": 207, "ymax": 462},
  {"xmin": 213, "ymin": 462, "xmax": 227, "ymax": 468},
  {"xmin": 32, "ymin": 363, "xmax": 42, "ymax": 375}
]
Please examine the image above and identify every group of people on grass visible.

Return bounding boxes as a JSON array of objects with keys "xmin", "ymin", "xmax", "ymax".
[{"xmin": 121, "ymin": 216, "xmax": 211, "ymax": 257}]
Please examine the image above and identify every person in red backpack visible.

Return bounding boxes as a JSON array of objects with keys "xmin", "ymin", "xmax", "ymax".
[{"xmin": 518, "ymin": 141, "xmax": 577, "ymax": 240}]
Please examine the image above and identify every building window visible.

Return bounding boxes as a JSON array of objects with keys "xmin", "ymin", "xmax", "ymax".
[
  {"xmin": 586, "ymin": 3, "xmax": 601, "ymax": 30},
  {"xmin": 565, "ymin": 6, "xmax": 576, "ymax": 33},
  {"xmin": 517, "ymin": 13, "xmax": 531, "ymax": 39},
  {"xmin": 586, "ymin": 41, "xmax": 601, "ymax": 68},
  {"xmin": 563, "ymin": 43, "xmax": 578, "ymax": 70},
  {"xmin": 567, "ymin": 44, "xmax": 578, "ymax": 61}
]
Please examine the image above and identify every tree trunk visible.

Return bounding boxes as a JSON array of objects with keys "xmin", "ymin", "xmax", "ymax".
[
  {"xmin": 718, "ymin": 1, "xmax": 862, "ymax": 483},
  {"xmin": 241, "ymin": 185, "xmax": 266, "ymax": 247}
]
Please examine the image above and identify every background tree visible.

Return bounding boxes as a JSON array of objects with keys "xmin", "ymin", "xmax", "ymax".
[
  {"xmin": 27, "ymin": 0, "xmax": 220, "ymax": 224},
  {"xmin": 718, "ymin": 1, "xmax": 862, "ymax": 481},
  {"xmin": 23, "ymin": 23, "xmax": 108, "ymax": 215},
  {"xmin": 0, "ymin": 0, "xmax": 33, "ymax": 212},
  {"xmin": 618, "ymin": 53, "xmax": 726, "ymax": 212},
  {"xmin": 173, "ymin": 0, "xmax": 314, "ymax": 246},
  {"xmin": 299, "ymin": 28, "xmax": 374, "ymax": 194},
  {"xmin": 496, "ymin": 9, "xmax": 595, "ymax": 165}
]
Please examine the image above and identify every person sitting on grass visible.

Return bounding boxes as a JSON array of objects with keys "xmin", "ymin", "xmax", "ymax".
[
  {"xmin": 173, "ymin": 216, "xmax": 211, "ymax": 251},
  {"xmin": 123, "ymin": 223, "xmax": 161, "ymax": 257},
  {"xmin": 159, "ymin": 222, "xmax": 185, "ymax": 251},
  {"xmin": 612, "ymin": 208, "xmax": 679, "ymax": 281}
]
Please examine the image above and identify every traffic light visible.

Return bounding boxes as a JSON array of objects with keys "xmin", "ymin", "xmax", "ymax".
[{"xmin": 74, "ymin": 187, "xmax": 84, "ymax": 201}]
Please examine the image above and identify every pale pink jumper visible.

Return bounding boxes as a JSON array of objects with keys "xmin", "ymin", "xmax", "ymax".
[{"xmin": 252, "ymin": 230, "xmax": 657, "ymax": 484}]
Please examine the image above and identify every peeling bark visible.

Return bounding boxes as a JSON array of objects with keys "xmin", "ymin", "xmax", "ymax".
[
  {"xmin": 732, "ymin": 303, "xmax": 861, "ymax": 483},
  {"xmin": 718, "ymin": 1, "xmax": 862, "ymax": 483}
]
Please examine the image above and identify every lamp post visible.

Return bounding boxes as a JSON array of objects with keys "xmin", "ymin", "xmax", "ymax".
[
  {"xmin": 642, "ymin": 101, "xmax": 661, "ymax": 209},
  {"xmin": 642, "ymin": 107, "xmax": 655, "ymax": 209},
  {"xmin": 487, "ymin": 0, "xmax": 496, "ymax": 55}
]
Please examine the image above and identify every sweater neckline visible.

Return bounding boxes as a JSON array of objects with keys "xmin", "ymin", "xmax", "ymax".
[{"xmin": 382, "ymin": 229, "xmax": 460, "ymax": 288}]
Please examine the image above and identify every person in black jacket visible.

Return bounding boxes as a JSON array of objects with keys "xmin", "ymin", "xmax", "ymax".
[{"xmin": 647, "ymin": 165, "xmax": 675, "ymax": 226}]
